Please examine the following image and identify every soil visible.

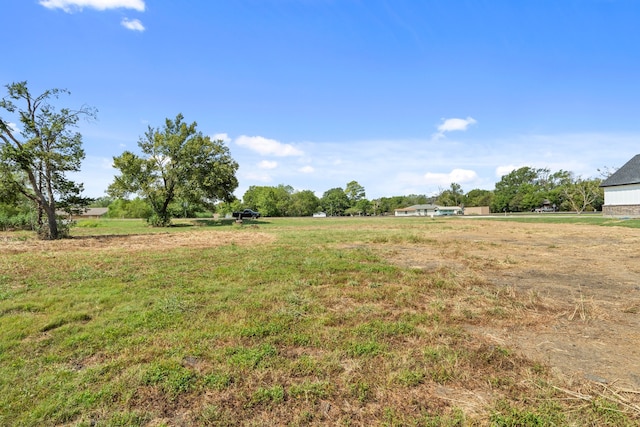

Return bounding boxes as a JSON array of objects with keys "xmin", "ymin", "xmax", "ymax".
[
  {"xmin": 0, "ymin": 230, "xmax": 274, "ymax": 254},
  {"xmin": 382, "ymin": 219, "xmax": 640, "ymax": 390}
]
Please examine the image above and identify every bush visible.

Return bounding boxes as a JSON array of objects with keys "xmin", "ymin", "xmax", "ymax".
[{"xmin": 0, "ymin": 212, "xmax": 37, "ymax": 231}]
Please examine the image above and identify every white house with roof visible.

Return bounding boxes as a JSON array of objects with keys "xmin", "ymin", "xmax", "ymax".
[
  {"xmin": 394, "ymin": 204, "xmax": 463, "ymax": 217},
  {"xmin": 601, "ymin": 154, "xmax": 640, "ymax": 217}
]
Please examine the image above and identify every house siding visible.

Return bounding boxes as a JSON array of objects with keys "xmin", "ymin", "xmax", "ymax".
[
  {"xmin": 394, "ymin": 204, "xmax": 462, "ymax": 217},
  {"xmin": 603, "ymin": 183, "xmax": 640, "ymax": 206}
]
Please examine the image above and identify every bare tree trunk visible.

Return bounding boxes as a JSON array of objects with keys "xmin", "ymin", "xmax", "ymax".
[{"xmin": 43, "ymin": 203, "xmax": 59, "ymax": 240}]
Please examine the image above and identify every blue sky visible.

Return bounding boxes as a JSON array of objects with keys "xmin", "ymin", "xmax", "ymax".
[{"xmin": 3, "ymin": 0, "xmax": 640, "ymax": 200}]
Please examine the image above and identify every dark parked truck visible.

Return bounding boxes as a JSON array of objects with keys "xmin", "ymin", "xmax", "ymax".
[{"xmin": 232, "ymin": 209, "xmax": 261, "ymax": 219}]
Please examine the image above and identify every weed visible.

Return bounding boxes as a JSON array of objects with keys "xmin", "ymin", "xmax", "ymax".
[
  {"xmin": 346, "ymin": 340, "xmax": 386, "ymax": 358},
  {"xmin": 396, "ymin": 369, "xmax": 425, "ymax": 387},
  {"xmin": 249, "ymin": 384, "xmax": 285, "ymax": 407},
  {"xmin": 490, "ymin": 400, "xmax": 565, "ymax": 426},
  {"xmin": 225, "ymin": 344, "xmax": 277, "ymax": 369},
  {"xmin": 142, "ymin": 361, "xmax": 197, "ymax": 398},
  {"xmin": 289, "ymin": 380, "xmax": 331, "ymax": 402},
  {"xmin": 204, "ymin": 372, "xmax": 233, "ymax": 390},
  {"xmin": 349, "ymin": 381, "xmax": 372, "ymax": 404}
]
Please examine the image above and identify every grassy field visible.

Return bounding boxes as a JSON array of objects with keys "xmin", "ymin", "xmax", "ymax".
[{"xmin": 1, "ymin": 216, "xmax": 639, "ymax": 426}]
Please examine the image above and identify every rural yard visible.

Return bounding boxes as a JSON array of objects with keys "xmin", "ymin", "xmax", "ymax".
[
  {"xmin": 1, "ymin": 216, "xmax": 640, "ymax": 425},
  {"xmin": 377, "ymin": 219, "xmax": 640, "ymax": 390}
]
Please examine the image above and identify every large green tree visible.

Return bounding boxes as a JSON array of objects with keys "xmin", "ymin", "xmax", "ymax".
[
  {"xmin": 320, "ymin": 187, "xmax": 350, "ymax": 216},
  {"xmin": 0, "ymin": 81, "xmax": 96, "ymax": 239},
  {"xmin": 464, "ymin": 188, "xmax": 494, "ymax": 207},
  {"xmin": 108, "ymin": 114, "xmax": 238, "ymax": 226},
  {"xmin": 345, "ymin": 180, "xmax": 366, "ymax": 205},
  {"xmin": 242, "ymin": 185, "xmax": 293, "ymax": 217},
  {"xmin": 290, "ymin": 190, "xmax": 320, "ymax": 216}
]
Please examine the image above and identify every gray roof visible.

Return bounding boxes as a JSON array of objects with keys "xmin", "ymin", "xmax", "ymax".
[{"xmin": 601, "ymin": 154, "xmax": 640, "ymax": 187}]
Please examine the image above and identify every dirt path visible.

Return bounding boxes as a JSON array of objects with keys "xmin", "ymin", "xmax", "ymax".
[{"xmin": 385, "ymin": 220, "xmax": 640, "ymax": 389}]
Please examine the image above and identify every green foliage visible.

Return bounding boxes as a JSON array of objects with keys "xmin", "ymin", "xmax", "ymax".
[
  {"xmin": 561, "ymin": 177, "xmax": 604, "ymax": 213},
  {"xmin": 492, "ymin": 167, "xmax": 574, "ymax": 212},
  {"xmin": 0, "ymin": 81, "xmax": 96, "ymax": 239},
  {"xmin": 243, "ymin": 184, "xmax": 293, "ymax": 216},
  {"xmin": 0, "ymin": 205, "xmax": 36, "ymax": 231},
  {"xmin": 106, "ymin": 198, "xmax": 152, "ymax": 219},
  {"xmin": 345, "ymin": 180, "xmax": 366, "ymax": 205},
  {"xmin": 320, "ymin": 187, "xmax": 350, "ymax": 216},
  {"xmin": 372, "ymin": 194, "xmax": 430, "ymax": 215},
  {"xmin": 88, "ymin": 196, "xmax": 113, "ymax": 208},
  {"xmin": 109, "ymin": 114, "xmax": 238, "ymax": 226},
  {"xmin": 290, "ymin": 189, "xmax": 320, "ymax": 216},
  {"xmin": 436, "ymin": 182, "xmax": 464, "ymax": 206},
  {"xmin": 464, "ymin": 188, "xmax": 494, "ymax": 207}
]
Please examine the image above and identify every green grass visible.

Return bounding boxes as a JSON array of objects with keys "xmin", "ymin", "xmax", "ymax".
[{"xmin": 0, "ymin": 216, "xmax": 637, "ymax": 425}]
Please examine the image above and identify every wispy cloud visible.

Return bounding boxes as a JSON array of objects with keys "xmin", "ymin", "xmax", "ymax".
[
  {"xmin": 235, "ymin": 135, "xmax": 304, "ymax": 157},
  {"xmin": 258, "ymin": 160, "xmax": 278, "ymax": 170},
  {"xmin": 433, "ymin": 116, "xmax": 477, "ymax": 140},
  {"xmin": 7, "ymin": 122, "xmax": 21, "ymax": 134},
  {"xmin": 495, "ymin": 165, "xmax": 521, "ymax": 178},
  {"xmin": 299, "ymin": 165, "xmax": 315, "ymax": 173},
  {"xmin": 121, "ymin": 18, "xmax": 144, "ymax": 31},
  {"xmin": 423, "ymin": 169, "xmax": 478, "ymax": 186},
  {"xmin": 212, "ymin": 133, "xmax": 231, "ymax": 143},
  {"xmin": 243, "ymin": 171, "xmax": 272, "ymax": 183},
  {"xmin": 39, "ymin": 0, "xmax": 145, "ymax": 12}
]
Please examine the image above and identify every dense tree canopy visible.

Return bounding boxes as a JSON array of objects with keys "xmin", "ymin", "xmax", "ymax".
[
  {"xmin": 0, "ymin": 81, "xmax": 96, "ymax": 239},
  {"xmin": 290, "ymin": 190, "xmax": 320, "ymax": 216},
  {"xmin": 108, "ymin": 114, "xmax": 238, "ymax": 226},
  {"xmin": 464, "ymin": 188, "xmax": 494, "ymax": 207},
  {"xmin": 320, "ymin": 187, "xmax": 350, "ymax": 216}
]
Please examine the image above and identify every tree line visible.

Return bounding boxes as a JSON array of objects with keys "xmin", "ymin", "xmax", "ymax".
[{"xmin": 1, "ymin": 81, "xmax": 606, "ymax": 239}]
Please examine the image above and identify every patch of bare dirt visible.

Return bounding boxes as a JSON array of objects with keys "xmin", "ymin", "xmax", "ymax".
[
  {"xmin": 380, "ymin": 220, "xmax": 640, "ymax": 390},
  {"xmin": 0, "ymin": 230, "xmax": 275, "ymax": 254}
]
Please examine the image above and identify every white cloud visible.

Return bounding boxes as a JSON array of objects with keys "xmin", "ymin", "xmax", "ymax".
[
  {"xmin": 243, "ymin": 171, "xmax": 272, "ymax": 183},
  {"xmin": 423, "ymin": 168, "xmax": 478, "ymax": 186},
  {"xmin": 235, "ymin": 135, "xmax": 304, "ymax": 157},
  {"xmin": 258, "ymin": 160, "xmax": 278, "ymax": 170},
  {"xmin": 39, "ymin": 0, "xmax": 145, "ymax": 12},
  {"xmin": 495, "ymin": 165, "xmax": 521, "ymax": 178},
  {"xmin": 299, "ymin": 165, "xmax": 315, "ymax": 173},
  {"xmin": 433, "ymin": 116, "xmax": 477, "ymax": 140},
  {"xmin": 121, "ymin": 18, "xmax": 145, "ymax": 31},
  {"xmin": 212, "ymin": 133, "xmax": 231, "ymax": 143},
  {"xmin": 7, "ymin": 122, "xmax": 21, "ymax": 134}
]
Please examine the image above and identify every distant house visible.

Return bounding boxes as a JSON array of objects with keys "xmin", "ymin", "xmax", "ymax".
[
  {"xmin": 58, "ymin": 207, "xmax": 109, "ymax": 219},
  {"xmin": 601, "ymin": 154, "xmax": 640, "ymax": 217},
  {"xmin": 394, "ymin": 204, "xmax": 463, "ymax": 217}
]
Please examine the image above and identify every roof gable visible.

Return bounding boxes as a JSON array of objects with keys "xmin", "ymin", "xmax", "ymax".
[{"xmin": 601, "ymin": 154, "xmax": 640, "ymax": 187}]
